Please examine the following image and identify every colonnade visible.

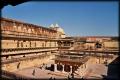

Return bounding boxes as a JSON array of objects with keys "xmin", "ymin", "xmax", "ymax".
[{"xmin": 50, "ymin": 64, "xmax": 78, "ymax": 73}]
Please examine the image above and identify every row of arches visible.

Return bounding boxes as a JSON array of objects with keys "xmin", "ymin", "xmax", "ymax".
[
  {"xmin": 2, "ymin": 39, "xmax": 58, "ymax": 49},
  {"xmin": 1, "ymin": 19, "xmax": 57, "ymax": 38}
]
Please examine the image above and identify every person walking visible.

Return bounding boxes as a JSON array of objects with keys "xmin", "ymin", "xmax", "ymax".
[
  {"xmin": 71, "ymin": 73, "xmax": 74, "ymax": 79},
  {"xmin": 32, "ymin": 69, "xmax": 35, "ymax": 76},
  {"xmin": 68, "ymin": 74, "xmax": 71, "ymax": 80}
]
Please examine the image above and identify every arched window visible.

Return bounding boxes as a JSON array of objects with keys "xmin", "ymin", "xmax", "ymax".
[
  {"xmin": 23, "ymin": 27, "xmax": 27, "ymax": 32},
  {"xmin": 13, "ymin": 25, "xmax": 17, "ymax": 31},
  {"xmin": 42, "ymin": 43, "xmax": 44, "ymax": 47},
  {"xmin": 21, "ymin": 42, "xmax": 23, "ymax": 47},
  {"xmin": 49, "ymin": 42, "xmax": 51, "ymax": 47},
  {"xmin": 30, "ymin": 41, "xmax": 31, "ymax": 47},
  {"xmin": 32, "ymin": 29, "xmax": 34, "ymax": 33},
  {"xmin": 18, "ymin": 26, "xmax": 22, "ymax": 32},
  {"xmin": 28, "ymin": 28, "xmax": 31, "ymax": 33},
  {"xmin": 17, "ymin": 41, "xmax": 19, "ymax": 47},
  {"xmin": 35, "ymin": 42, "xmax": 36, "ymax": 47}
]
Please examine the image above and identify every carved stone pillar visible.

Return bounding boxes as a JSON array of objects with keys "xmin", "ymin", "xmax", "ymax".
[
  {"xmin": 70, "ymin": 66, "xmax": 72, "ymax": 73},
  {"xmin": 54, "ymin": 64, "xmax": 57, "ymax": 72},
  {"xmin": 62, "ymin": 65, "xmax": 64, "ymax": 73}
]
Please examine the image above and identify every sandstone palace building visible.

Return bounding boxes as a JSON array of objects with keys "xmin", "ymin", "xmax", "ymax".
[
  {"xmin": 1, "ymin": 17, "xmax": 73, "ymax": 71},
  {"xmin": 1, "ymin": 18, "xmax": 119, "ymax": 79}
]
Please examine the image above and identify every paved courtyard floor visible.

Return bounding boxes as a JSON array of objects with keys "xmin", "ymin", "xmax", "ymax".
[{"xmin": 14, "ymin": 59, "xmax": 108, "ymax": 79}]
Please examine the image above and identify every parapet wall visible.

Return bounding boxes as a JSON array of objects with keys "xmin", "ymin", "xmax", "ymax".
[{"xmin": 2, "ymin": 54, "xmax": 55, "ymax": 72}]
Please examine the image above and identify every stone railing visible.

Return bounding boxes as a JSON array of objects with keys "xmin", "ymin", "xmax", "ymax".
[
  {"xmin": 1, "ymin": 30, "xmax": 56, "ymax": 39},
  {"xmin": 2, "ymin": 47, "xmax": 58, "ymax": 56},
  {"xmin": 2, "ymin": 47, "xmax": 58, "ymax": 52},
  {"xmin": 2, "ymin": 53, "xmax": 53, "ymax": 64},
  {"xmin": 55, "ymin": 56, "xmax": 89, "ymax": 63}
]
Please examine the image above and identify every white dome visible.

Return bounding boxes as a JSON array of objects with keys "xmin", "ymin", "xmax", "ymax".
[
  {"xmin": 55, "ymin": 23, "xmax": 59, "ymax": 27},
  {"xmin": 50, "ymin": 24, "xmax": 54, "ymax": 27},
  {"xmin": 56, "ymin": 27, "xmax": 65, "ymax": 34},
  {"xmin": 49, "ymin": 23, "xmax": 65, "ymax": 34}
]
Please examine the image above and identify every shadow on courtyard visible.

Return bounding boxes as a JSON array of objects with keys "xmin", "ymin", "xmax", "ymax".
[{"xmin": 102, "ymin": 55, "xmax": 120, "ymax": 80}]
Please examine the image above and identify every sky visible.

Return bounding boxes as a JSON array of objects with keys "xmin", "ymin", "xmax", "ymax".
[{"xmin": 2, "ymin": 1, "xmax": 118, "ymax": 36}]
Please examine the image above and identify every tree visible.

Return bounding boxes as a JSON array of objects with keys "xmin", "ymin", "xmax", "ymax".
[{"xmin": 95, "ymin": 42, "xmax": 102, "ymax": 48}]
